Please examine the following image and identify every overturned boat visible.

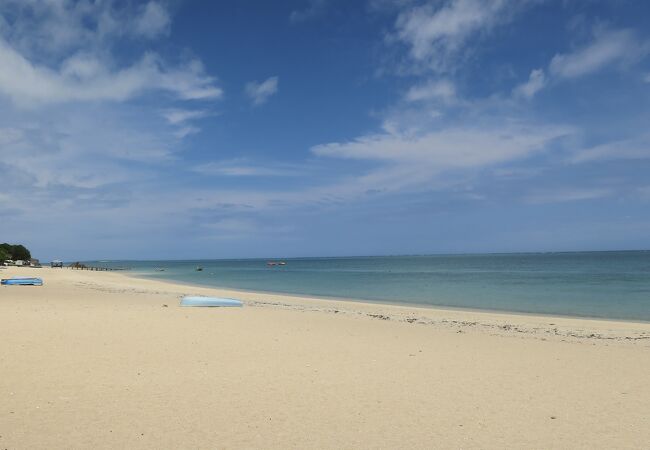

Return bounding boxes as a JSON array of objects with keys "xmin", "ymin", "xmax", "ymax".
[
  {"xmin": 180, "ymin": 296, "xmax": 243, "ymax": 307},
  {"xmin": 1, "ymin": 277, "xmax": 44, "ymax": 286}
]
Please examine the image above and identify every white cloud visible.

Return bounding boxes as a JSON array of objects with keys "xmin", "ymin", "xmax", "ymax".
[
  {"xmin": 0, "ymin": 0, "xmax": 221, "ymax": 107},
  {"xmin": 313, "ymin": 125, "xmax": 567, "ymax": 167},
  {"xmin": 0, "ymin": 104, "xmax": 179, "ymax": 191},
  {"xmin": 134, "ymin": 2, "xmax": 171, "ymax": 39},
  {"xmin": 511, "ymin": 28, "xmax": 649, "ymax": 100},
  {"xmin": 161, "ymin": 109, "xmax": 212, "ymax": 140},
  {"xmin": 245, "ymin": 76, "xmax": 279, "ymax": 106},
  {"xmin": 513, "ymin": 68, "xmax": 546, "ymax": 99},
  {"xmin": 0, "ymin": 1, "xmax": 173, "ymax": 58},
  {"xmin": 174, "ymin": 126, "xmax": 201, "ymax": 139},
  {"xmin": 0, "ymin": 0, "xmax": 222, "ymax": 195},
  {"xmin": 394, "ymin": 0, "xmax": 516, "ymax": 72},
  {"xmin": 162, "ymin": 109, "xmax": 210, "ymax": 125},
  {"xmin": 569, "ymin": 135, "xmax": 650, "ymax": 163},
  {"xmin": 193, "ymin": 159, "xmax": 300, "ymax": 177},
  {"xmin": 60, "ymin": 53, "xmax": 106, "ymax": 80},
  {"xmin": 550, "ymin": 29, "xmax": 646, "ymax": 79},
  {"xmin": 405, "ymin": 79, "xmax": 456, "ymax": 102},
  {"xmin": 0, "ymin": 43, "xmax": 222, "ymax": 106},
  {"xmin": 311, "ymin": 124, "xmax": 571, "ymax": 193},
  {"xmin": 525, "ymin": 187, "xmax": 612, "ymax": 204}
]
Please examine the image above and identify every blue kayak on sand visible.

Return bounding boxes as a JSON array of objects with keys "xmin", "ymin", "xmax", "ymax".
[
  {"xmin": 180, "ymin": 296, "xmax": 243, "ymax": 307},
  {"xmin": 1, "ymin": 277, "xmax": 44, "ymax": 286}
]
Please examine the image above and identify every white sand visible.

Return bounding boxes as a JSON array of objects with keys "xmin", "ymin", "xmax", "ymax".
[{"xmin": 1, "ymin": 266, "xmax": 649, "ymax": 449}]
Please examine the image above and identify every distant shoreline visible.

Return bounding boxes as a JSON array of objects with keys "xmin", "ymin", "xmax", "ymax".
[
  {"xmin": 126, "ymin": 269, "xmax": 650, "ymax": 325},
  {"xmin": 40, "ymin": 266, "xmax": 650, "ymax": 338},
  {"xmin": 76, "ymin": 248, "xmax": 650, "ymax": 264},
  {"xmin": 107, "ymin": 251, "xmax": 650, "ymax": 323}
]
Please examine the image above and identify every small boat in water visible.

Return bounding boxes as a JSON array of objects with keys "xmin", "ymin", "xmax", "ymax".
[
  {"xmin": 267, "ymin": 261, "xmax": 287, "ymax": 267},
  {"xmin": 155, "ymin": 268, "xmax": 165, "ymax": 272},
  {"xmin": 196, "ymin": 266, "xmax": 203, "ymax": 271}
]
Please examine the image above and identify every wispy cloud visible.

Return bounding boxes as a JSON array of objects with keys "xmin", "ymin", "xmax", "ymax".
[
  {"xmin": 312, "ymin": 123, "xmax": 572, "ymax": 193},
  {"xmin": 193, "ymin": 159, "xmax": 302, "ymax": 177},
  {"xmin": 0, "ymin": 104, "xmax": 176, "ymax": 190},
  {"xmin": 511, "ymin": 27, "xmax": 649, "ymax": 100},
  {"xmin": 0, "ymin": 0, "xmax": 221, "ymax": 194},
  {"xmin": 162, "ymin": 109, "xmax": 211, "ymax": 125},
  {"xmin": 134, "ymin": 2, "xmax": 171, "ymax": 38},
  {"xmin": 393, "ymin": 0, "xmax": 522, "ymax": 72},
  {"xmin": 405, "ymin": 79, "xmax": 456, "ymax": 102},
  {"xmin": 0, "ymin": 42, "xmax": 221, "ymax": 106},
  {"xmin": 0, "ymin": 1, "xmax": 221, "ymax": 107},
  {"xmin": 290, "ymin": 0, "xmax": 328, "ymax": 23},
  {"xmin": 161, "ymin": 109, "xmax": 212, "ymax": 140},
  {"xmin": 513, "ymin": 68, "xmax": 546, "ymax": 99},
  {"xmin": 569, "ymin": 135, "xmax": 650, "ymax": 163},
  {"xmin": 0, "ymin": 1, "xmax": 172, "ymax": 57},
  {"xmin": 245, "ymin": 76, "xmax": 279, "ymax": 106},
  {"xmin": 525, "ymin": 187, "xmax": 612, "ymax": 204},
  {"xmin": 550, "ymin": 29, "xmax": 648, "ymax": 79},
  {"xmin": 3, "ymin": 0, "xmax": 650, "ymax": 258},
  {"xmin": 173, "ymin": 126, "xmax": 201, "ymax": 139}
]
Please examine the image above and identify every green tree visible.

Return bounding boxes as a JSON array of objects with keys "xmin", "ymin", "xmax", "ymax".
[
  {"xmin": 11, "ymin": 244, "xmax": 31, "ymax": 261},
  {"xmin": 0, "ymin": 243, "xmax": 32, "ymax": 261}
]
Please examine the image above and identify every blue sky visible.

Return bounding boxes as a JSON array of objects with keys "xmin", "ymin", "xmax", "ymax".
[{"xmin": 1, "ymin": 0, "xmax": 650, "ymax": 260}]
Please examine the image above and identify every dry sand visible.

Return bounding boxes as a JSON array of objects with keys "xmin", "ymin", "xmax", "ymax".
[{"xmin": 1, "ymin": 266, "xmax": 649, "ymax": 449}]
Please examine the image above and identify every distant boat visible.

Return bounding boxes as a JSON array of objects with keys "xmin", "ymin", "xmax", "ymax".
[
  {"xmin": 196, "ymin": 266, "xmax": 203, "ymax": 271},
  {"xmin": 267, "ymin": 261, "xmax": 287, "ymax": 267},
  {"xmin": 155, "ymin": 268, "xmax": 165, "ymax": 272}
]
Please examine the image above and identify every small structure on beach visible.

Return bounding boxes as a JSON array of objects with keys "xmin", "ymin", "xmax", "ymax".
[{"xmin": 51, "ymin": 260, "xmax": 63, "ymax": 268}]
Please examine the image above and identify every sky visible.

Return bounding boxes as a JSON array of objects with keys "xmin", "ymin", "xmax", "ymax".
[{"xmin": 1, "ymin": 0, "xmax": 650, "ymax": 260}]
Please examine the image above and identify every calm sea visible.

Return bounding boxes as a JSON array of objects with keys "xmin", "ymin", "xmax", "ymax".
[{"xmin": 87, "ymin": 251, "xmax": 650, "ymax": 321}]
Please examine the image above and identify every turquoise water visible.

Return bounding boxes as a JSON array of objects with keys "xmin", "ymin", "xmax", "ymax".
[{"xmin": 88, "ymin": 251, "xmax": 650, "ymax": 321}]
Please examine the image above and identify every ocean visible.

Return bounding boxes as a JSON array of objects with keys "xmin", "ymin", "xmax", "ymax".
[{"xmin": 87, "ymin": 251, "xmax": 650, "ymax": 321}]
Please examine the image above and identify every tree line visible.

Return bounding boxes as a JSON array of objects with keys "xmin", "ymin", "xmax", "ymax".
[{"xmin": 0, "ymin": 243, "xmax": 32, "ymax": 261}]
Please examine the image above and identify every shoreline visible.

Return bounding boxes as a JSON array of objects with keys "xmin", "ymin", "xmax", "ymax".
[
  {"xmin": 129, "ymin": 269, "xmax": 650, "ymax": 328},
  {"xmin": 2, "ymin": 266, "xmax": 650, "ymax": 448},
  {"xmin": 50, "ymin": 267, "xmax": 650, "ymax": 344}
]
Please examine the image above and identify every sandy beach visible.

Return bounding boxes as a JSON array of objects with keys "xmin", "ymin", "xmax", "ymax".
[{"xmin": 1, "ymin": 266, "xmax": 649, "ymax": 449}]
